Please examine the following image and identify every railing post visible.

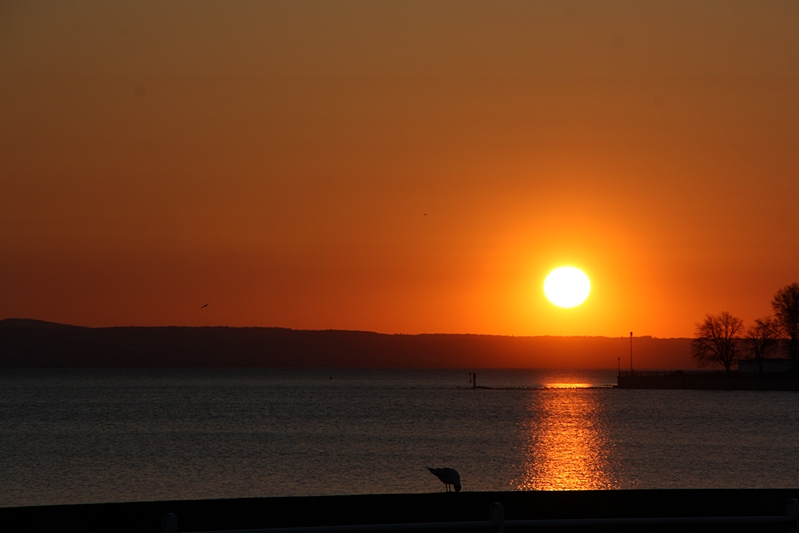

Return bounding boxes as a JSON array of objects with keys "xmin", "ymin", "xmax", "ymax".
[
  {"xmin": 787, "ymin": 498, "xmax": 799, "ymax": 533},
  {"xmin": 489, "ymin": 502, "xmax": 504, "ymax": 533},
  {"xmin": 162, "ymin": 512, "xmax": 178, "ymax": 533}
]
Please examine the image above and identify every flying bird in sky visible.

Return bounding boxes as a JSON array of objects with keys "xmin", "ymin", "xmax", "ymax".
[
  {"xmin": 427, "ymin": 467, "xmax": 461, "ymax": 492},
  {"xmin": 200, "ymin": 303, "xmax": 208, "ymax": 309}
]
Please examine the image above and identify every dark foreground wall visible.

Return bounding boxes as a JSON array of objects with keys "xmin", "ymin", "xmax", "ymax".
[{"xmin": 2, "ymin": 490, "xmax": 798, "ymax": 533}]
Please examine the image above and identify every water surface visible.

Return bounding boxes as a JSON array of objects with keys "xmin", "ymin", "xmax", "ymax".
[{"xmin": 1, "ymin": 368, "xmax": 797, "ymax": 507}]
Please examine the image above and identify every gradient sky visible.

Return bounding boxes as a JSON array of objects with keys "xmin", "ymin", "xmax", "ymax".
[{"xmin": 2, "ymin": 1, "xmax": 798, "ymax": 337}]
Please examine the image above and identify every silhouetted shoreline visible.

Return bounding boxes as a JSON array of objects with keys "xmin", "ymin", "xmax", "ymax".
[{"xmin": 0, "ymin": 319, "xmax": 691, "ymax": 369}]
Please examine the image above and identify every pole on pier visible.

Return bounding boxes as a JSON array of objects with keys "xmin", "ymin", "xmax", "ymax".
[{"xmin": 629, "ymin": 332, "xmax": 633, "ymax": 374}]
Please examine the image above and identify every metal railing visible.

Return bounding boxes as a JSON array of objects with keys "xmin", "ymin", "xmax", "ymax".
[{"xmin": 162, "ymin": 499, "xmax": 799, "ymax": 533}]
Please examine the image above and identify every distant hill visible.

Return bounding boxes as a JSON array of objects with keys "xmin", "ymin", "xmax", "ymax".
[{"xmin": 0, "ymin": 319, "xmax": 692, "ymax": 369}]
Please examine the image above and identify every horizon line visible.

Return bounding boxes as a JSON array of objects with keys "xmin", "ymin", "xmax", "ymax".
[{"xmin": 0, "ymin": 317, "xmax": 689, "ymax": 339}]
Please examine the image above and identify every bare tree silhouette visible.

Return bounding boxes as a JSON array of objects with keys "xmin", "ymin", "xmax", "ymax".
[
  {"xmin": 772, "ymin": 283, "xmax": 799, "ymax": 359},
  {"xmin": 744, "ymin": 316, "xmax": 779, "ymax": 373},
  {"xmin": 691, "ymin": 312, "xmax": 743, "ymax": 372}
]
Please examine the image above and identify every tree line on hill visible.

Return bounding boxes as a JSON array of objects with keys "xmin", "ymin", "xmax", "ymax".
[
  {"xmin": 0, "ymin": 318, "xmax": 693, "ymax": 369},
  {"xmin": 691, "ymin": 282, "xmax": 799, "ymax": 372}
]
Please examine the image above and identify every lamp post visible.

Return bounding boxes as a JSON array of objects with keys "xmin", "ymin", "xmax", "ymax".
[{"xmin": 630, "ymin": 331, "xmax": 633, "ymax": 375}]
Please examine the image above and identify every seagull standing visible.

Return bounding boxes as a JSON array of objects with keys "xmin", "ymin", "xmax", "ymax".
[{"xmin": 427, "ymin": 467, "xmax": 461, "ymax": 492}]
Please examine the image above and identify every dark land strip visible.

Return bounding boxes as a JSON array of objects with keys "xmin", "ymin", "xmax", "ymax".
[{"xmin": 0, "ymin": 319, "xmax": 691, "ymax": 369}]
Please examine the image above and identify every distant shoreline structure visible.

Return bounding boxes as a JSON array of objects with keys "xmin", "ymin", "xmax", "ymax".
[{"xmin": 616, "ymin": 365, "xmax": 799, "ymax": 391}]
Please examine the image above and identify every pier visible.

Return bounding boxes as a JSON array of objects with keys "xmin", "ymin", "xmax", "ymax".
[{"xmin": 617, "ymin": 370, "xmax": 799, "ymax": 390}]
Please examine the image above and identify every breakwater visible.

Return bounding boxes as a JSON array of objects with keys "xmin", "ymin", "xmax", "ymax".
[{"xmin": 617, "ymin": 371, "xmax": 799, "ymax": 390}]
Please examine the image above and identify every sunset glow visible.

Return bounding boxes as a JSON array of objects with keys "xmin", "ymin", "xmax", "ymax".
[
  {"xmin": 2, "ymin": 2, "xmax": 799, "ymax": 342},
  {"xmin": 544, "ymin": 383, "xmax": 593, "ymax": 389},
  {"xmin": 520, "ymin": 391, "xmax": 615, "ymax": 490},
  {"xmin": 544, "ymin": 267, "xmax": 591, "ymax": 308}
]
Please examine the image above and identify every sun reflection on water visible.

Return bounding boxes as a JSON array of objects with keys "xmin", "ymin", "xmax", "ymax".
[{"xmin": 519, "ymin": 389, "xmax": 617, "ymax": 490}]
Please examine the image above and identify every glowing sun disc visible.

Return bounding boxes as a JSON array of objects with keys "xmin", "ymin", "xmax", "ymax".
[{"xmin": 544, "ymin": 267, "xmax": 591, "ymax": 308}]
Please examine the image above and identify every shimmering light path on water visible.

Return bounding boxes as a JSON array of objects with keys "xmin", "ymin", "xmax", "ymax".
[
  {"xmin": 1, "ymin": 369, "xmax": 798, "ymax": 507},
  {"xmin": 521, "ymin": 389, "xmax": 613, "ymax": 490}
]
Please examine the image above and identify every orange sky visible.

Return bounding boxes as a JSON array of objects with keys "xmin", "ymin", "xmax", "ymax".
[{"xmin": 2, "ymin": 2, "xmax": 798, "ymax": 337}]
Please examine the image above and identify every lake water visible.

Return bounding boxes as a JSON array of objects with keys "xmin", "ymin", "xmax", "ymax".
[{"xmin": 1, "ymin": 368, "xmax": 798, "ymax": 507}]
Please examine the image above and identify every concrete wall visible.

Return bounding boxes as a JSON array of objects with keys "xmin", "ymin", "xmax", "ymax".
[
  {"xmin": 617, "ymin": 373, "xmax": 799, "ymax": 390},
  {"xmin": 1, "ymin": 490, "xmax": 798, "ymax": 533}
]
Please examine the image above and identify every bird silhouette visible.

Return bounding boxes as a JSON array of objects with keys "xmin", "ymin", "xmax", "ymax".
[
  {"xmin": 427, "ymin": 467, "xmax": 461, "ymax": 492},
  {"xmin": 200, "ymin": 303, "xmax": 208, "ymax": 309}
]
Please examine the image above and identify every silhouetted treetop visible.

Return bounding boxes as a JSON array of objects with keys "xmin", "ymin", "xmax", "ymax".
[
  {"xmin": 691, "ymin": 311, "xmax": 742, "ymax": 373},
  {"xmin": 772, "ymin": 282, "xmax": 799, "ymax": 359},
  {"xmin": 744, "ymin": 316, "xmax": 779, "ymax": 373}
]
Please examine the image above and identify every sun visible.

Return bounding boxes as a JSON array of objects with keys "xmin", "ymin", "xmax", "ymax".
[{"xmin": 544, "ymin": 267, "xmax": 591, "ymax": 308}]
